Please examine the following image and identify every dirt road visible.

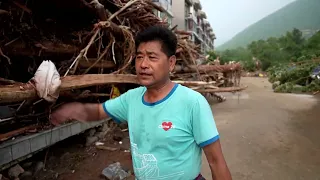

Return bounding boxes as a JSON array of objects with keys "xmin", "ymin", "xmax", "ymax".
[{"xmin": 201, "ymin": 77, "xmax": 320, "ymax": 180}]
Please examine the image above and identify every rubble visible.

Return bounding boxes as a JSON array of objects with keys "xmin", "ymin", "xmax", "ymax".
[
  {"xmin": 8, "ymin": 165, "xmax": 24, "ymax": 179},
  {"xmin": 101, "ymin": 162, "xmax": 130, "ymax": 180}
]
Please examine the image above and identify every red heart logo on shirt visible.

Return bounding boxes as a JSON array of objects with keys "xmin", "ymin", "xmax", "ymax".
[{"xmin": 162, "ymin": 122, "xmax": 172, "ymax": 131}]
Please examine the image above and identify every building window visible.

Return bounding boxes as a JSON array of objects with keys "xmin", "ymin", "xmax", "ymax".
[
  {"xmin": 188, "ymin": 19, "xmax": 193, "ymax": 31},
  {"xmin": 184, "ymin": 19, "xmax": 188, "ymax": 31},
  {"xmin": 185, "ymin": 4, "xmax": 190, "ymax": 17}
]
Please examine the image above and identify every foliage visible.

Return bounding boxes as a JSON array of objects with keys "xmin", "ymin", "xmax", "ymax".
[
  {"xmin": 210, "ymin": 29, "xmax": 320, "ymax": 72},
  {"xmin": 267, "ymin": 62, "xmax": 320, "ymax": 93}
]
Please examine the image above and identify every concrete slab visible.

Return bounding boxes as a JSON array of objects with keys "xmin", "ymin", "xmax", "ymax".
[{"xmin": 0, "ymin": 119, "xmax": 110, "ymax": 170}]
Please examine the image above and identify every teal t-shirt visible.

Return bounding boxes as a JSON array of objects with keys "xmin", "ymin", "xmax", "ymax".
[{"xmin": 103, "ymin": 83, "xmax": 219, "ymax": 180}]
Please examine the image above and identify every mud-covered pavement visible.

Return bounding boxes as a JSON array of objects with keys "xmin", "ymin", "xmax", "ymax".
[
  {"xmin": 201, "ymin": 77, "xmax": 320, "ymax": 180},
  {"xmin": 21, "ymin": 77, "xmax": 320, "ymax": 180}
]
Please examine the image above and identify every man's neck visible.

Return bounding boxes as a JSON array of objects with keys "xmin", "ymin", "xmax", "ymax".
[{"xmin": 144, "ymin": 80, "xmax": 175, "ymax": 103}]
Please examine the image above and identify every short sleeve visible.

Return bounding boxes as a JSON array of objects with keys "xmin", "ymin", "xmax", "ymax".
[
  {"xmin": 102, "ymin": 91, "xmax": 130, "ymax": 124},
  {"xmin": 192, "ymin": 95, "xmax": 220, "ymax": 148}
]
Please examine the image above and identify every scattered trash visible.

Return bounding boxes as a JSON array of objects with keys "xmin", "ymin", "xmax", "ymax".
[
  {"xmin": 102, "ymin": 162, "xmax": 129, "ymax": 180},
  {"xmin": 95, "ymin": 142, "xmax": 105, "ymax": 146},
  {"xmin": 96, "ymin": 145, "xmax": 118, "ymax": 151}
]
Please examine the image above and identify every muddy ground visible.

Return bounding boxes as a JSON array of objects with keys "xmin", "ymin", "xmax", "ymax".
[
  {"xmin": 12, "ymin": 77, "xmax": 320, "ymax": 180},
  {"xmin": 202, "ymin": 77, "xmax": 320, "ymax": 180}
]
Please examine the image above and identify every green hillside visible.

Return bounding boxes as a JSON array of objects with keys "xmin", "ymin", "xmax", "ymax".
[{"xmin": 217, "ymin": 0, "xmax": 320, "ymax": 50}]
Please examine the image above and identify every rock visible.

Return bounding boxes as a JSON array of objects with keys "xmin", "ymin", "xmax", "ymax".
[
  {"xmin": 21, "ymin": 162, "xmax": 33, "ymax": 170},
  {"xmin": 96, "ymin": 123, "xmax": 110, "ymax": 132},
  {"xmin": 19, "ymin": 171, "xmax": 32, "ymax": 180},
  {"xmin": 119, "ymin": 123, "xmax": 128, "ymax": 130},
  {"xmin": 85, "ymin": 128, "xmax": 96, "ymax": 137},
  {"xmin": 95, "ymin": 131, "xmax": 108, "ymax": 139},
  {"xmin": 8, "ymin": 164, "xmax": 24, "ymax": 179},
  {"xmin": 0, "ymin": 174, "xmax": 9, "ymax": 180},
  {"xmin": 85, "ymin": 136, "xmax": 98, "ymax": 147},
  {"xmin": 113, "ymin": 128, "xmax": 124, "ymax": 141},
  {"xmin": 60, "ymin": 152, "xmax": 70, "ymax": 160},
  {"xmin": 101, "ymin": 162, "xmax": 129, "ymax": 180},
  {"xmin": 33, "ymin": 161, "xmax": 44, "ymax": 175}
]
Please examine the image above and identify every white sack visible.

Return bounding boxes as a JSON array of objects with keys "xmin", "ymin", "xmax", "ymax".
[{"xmin": 32, "ymin": 60, "xmax": 61, "ymax": 102}]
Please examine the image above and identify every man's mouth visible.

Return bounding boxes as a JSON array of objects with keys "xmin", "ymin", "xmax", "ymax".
[{"xmin": 139, "ymin": 72, "xmax": 151, "ymax": 76}]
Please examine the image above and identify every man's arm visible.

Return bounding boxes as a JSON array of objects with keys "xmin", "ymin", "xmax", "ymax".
[
  {"xmin": 203, "ymin": 140, "xmax": 232, "ymax": 180},
  {"xmin": 50, "ymin": 102, "xmax": 109, "ymax": 125},
  {"xmin": 191, "ymin": 94, "xmax": 231, "ymax": 179},
  {"xmin": 50, "ymin": 90, "xmax": 130, "ymax": 125}
]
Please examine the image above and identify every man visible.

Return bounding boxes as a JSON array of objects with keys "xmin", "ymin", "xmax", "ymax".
[{"xmin": 51, "ymin": 26, "xmax": 232, "ymax": 180}]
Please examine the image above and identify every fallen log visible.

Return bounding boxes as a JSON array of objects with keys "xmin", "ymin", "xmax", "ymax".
[
  {"xmin": 173, "ymin": 80, "xmax": 216, "ymax": 86},
  {"xmin": 0, "ymin": 74, "xmax": 138, "ymax": 104},
  {"xmin": 3, "ymin": 40, "xmax": 79, "ymax": 57},
  {"xmin": 174, "ymin": 64, "xmax": 242, "ymax": 73},
  {"xmin": 195, "ymin": 86, "xmax": 248, "ymax": 93},
  {"xmin": 78, "ymin": 59, "xmax": 116, "ymax": 69}
]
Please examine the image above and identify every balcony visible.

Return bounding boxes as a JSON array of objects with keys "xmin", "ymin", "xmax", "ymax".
[
  {"xmin": 185, "ymin": 6, "xmax": 197, "ymax": 23},
  {"xmin": 187, "ymin": 19, "xmax": 197, "ymax": 34},
  {"xmin": 152, "ymin": 0, "xmax": 173, "ymax": 16},
  {"xmin": 203, "ymin": 19, "xmax": 209, "ymax": 28},
  {"xmin": 185, "ymin": 0, "xmax": 193, "ymax": 5},
  {"xmin": 197, "ymin": 10, "xmax": 207, "ymax": 19},
  {"xmin": 193, "ymin": 0, "xmax": 202, "ymax": 10}
]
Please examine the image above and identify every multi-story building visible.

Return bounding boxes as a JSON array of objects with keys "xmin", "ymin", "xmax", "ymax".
[
  {"xmin": 172, "ymin": 0, "xmax": 216, "ymax": 54},
  {"xmin": 152, "ymin": 0, "xmax": 174, "ymax": 28}
]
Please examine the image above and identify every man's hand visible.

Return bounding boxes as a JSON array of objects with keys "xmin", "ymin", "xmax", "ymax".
[
  {"xmin": 203, "ymin": 139, "xmax": 232, "ymax": 180},
  {"xmin": 50, "ymin": 102, "xmax": 107, "ymax": 125},
  {"xmin": 50, "ymin": 102, "xmax": 85, "ymax": 125}
]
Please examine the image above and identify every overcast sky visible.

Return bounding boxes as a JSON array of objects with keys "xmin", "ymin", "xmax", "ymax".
[{"xmin": 201, "ymin": 0, "xmax": 296, "ymax": 46}]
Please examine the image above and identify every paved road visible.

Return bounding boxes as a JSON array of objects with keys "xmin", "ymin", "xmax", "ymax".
[{"xmin": 201, "ymin": 77, "xmax": 320, "ymax": 180}]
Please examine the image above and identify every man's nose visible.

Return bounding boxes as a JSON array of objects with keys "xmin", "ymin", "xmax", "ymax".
[{"xmin": 140, "ymin": 57, "xmax": 149, "ymax": 69}]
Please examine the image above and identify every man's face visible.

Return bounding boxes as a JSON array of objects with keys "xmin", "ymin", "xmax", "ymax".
[{"xmin": 135, "ymin": 40, "xmax": 176, "ymax": 87}]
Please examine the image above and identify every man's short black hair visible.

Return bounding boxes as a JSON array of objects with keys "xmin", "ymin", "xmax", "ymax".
[{"xmin": 135, "ymin": 25, "xmax": 178, "ymax": 57}]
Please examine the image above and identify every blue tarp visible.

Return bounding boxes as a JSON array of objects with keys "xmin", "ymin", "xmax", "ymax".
[{"xmin": 312, "ymin": 65, "xmax": 320, "ymax": 76}]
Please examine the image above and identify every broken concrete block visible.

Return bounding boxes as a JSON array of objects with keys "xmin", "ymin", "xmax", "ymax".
[
  {"xmin": 85, "ymin": 128, "xmax": 96, "ymax": 137},
  {"xmin": 85, "ymin": 136, "xmax": 98, "ymax": 147},
  {"xmin": 101, "ymin": 162, "xmax": 129, "ymax": 180},
  {"xmin": 33, "ymin": 161, "xmax": 44, "ymax": 175},
  {"xmin": 19, "ymin": 171, "xmax": 32, "ymax": 180},
  {"xmin": 95, "ymin": 131, "xmax": 108, "ymax": 139},
  {"xmin": 97, "ymin": 123, "xmax": 110, "ymax": 132},
  {"xmin": 8, "ymin": 164, "xmax": 24, "ymax": 179}
]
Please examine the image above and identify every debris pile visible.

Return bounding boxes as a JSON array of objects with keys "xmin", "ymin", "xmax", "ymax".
[
  {"xmin": 268, "ymin": 59, "xmax": 320, "ymax": 94},
  {"xmin": 0, "ymin": 0, "xmax": 245, "ymax": 144}
]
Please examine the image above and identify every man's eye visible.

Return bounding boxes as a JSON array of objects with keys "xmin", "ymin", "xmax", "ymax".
[
  {"xmin": 136, "ymin": 56, "xmax": 143, "ymax": 59},
  {"xmin": 150, "ymin": 56, "xmax": 156, "ymax": 59}
]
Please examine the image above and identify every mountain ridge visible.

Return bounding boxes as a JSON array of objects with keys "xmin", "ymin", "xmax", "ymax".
[{"xmin": 217, "ymin": 0, "xmax": 320, "ymax": 50}]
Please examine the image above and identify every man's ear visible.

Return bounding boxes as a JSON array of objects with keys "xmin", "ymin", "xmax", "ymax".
[{"xmin": 169, "ymin": 55, "xmax": 177, "ymax": 72}]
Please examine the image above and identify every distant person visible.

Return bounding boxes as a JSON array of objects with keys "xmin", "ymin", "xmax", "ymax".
[{"xmin": 50, "ymin": 25, "xmax": 232, "ymax": 180}]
